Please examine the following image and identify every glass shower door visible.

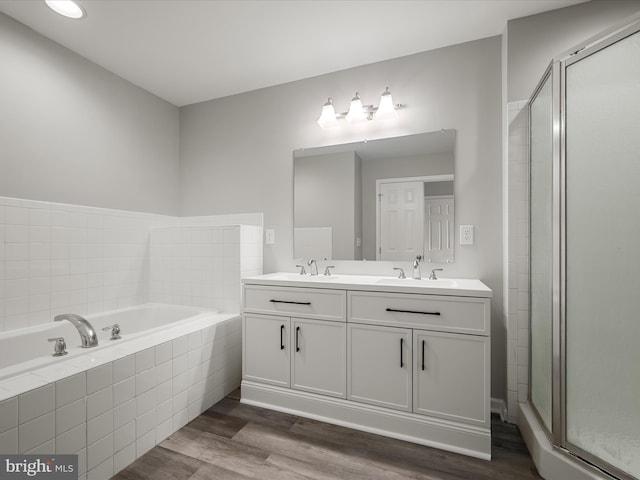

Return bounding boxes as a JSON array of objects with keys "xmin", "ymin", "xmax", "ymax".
[{"xmin": 564, "ymin": 28, "xmax": 640, "ymax": 479}]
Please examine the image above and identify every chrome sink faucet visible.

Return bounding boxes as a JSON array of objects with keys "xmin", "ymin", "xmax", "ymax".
[
  {"xmin": 413, "ymin": 255, "xmax": 422, "ymax": 279},
  {"xmin": 429, "ymin": 268, "xmax": 444, "ymax": 280},
  {"xmin": 307, "ymin": 259, "xmax": 318, "ymax": 276},
  {"xmin": 54, "ymin": 314, "xmax": 98, "ymax": 348}
]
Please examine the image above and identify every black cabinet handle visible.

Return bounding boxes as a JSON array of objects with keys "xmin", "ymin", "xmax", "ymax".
[
  {"xmin": 280, "ymin": 325, "xmax": 285, "ymax": 350},
  {"xmin": 422, "ymin": 340, "xmax": 425, "ymax": 371},
  {"xmin": 386, "ymin": 308, "xmax": 440, "ymax": 316},
  {"xmin": 400, "ymin": 338, "xmax": 404, "ymax": 368},
  {"xmin": 296, "ymin": 326, "xmax": 301, "ymax": 352},
  {"xmin": 270, "ymin": 299, "xmax": 311, "ymax": 305}
]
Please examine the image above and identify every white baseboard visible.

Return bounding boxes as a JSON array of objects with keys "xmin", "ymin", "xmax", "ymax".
[
  {"xmin": 241, "ymin": 381, "xmax": 491, "ymax": 460},
  {"xmin": 491, "ymin": 397, "xmax": 507, "ymax": 422}
]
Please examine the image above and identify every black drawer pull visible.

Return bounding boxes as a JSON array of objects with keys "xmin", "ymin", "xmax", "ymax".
[
  {"xmin": 400, "ymin": 338, "xmax": 404, "ymax": 368},
  {"xmin": 296, "ymin": 326, "xmax": 301, "ymax": 352},
  {"xmin": 422, "ymin": 340, "xmax": 426, "ymax": 371},
  {"xmin": 270, "ymin": 299, "xmax": 311, "ymax": 306},
  {"xmin": 386, "ymin": 308, "xmax": 440, "ymax": 316},
  {"xmin": 280, "ymin": 325, "xmax": 285, "ymax": 350}
]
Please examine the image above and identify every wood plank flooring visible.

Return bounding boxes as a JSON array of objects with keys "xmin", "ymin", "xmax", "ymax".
[{"xmin": 113, "ymin": 390, "xmax": 541, "ymax": 480}]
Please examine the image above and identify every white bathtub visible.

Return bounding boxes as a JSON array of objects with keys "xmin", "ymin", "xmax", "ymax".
[
  {"xmin": 0, "ymin": 304, "xmax": 217, "ymax": 382},
  {"xmin": 0, "ymin": 303, "xmax": 242, "ymax": 478}
]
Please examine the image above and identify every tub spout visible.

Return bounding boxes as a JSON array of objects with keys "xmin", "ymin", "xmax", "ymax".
[{"xmin": 54, "ymin": 314, "xmax": 99, "ymax": 348}]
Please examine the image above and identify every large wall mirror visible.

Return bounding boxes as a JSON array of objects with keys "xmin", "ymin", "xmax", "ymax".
[{"xmin": 294, "ymin": 129, "xmax": 455, "ymax": 262}]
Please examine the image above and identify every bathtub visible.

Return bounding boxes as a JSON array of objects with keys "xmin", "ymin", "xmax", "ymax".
[
  {"xmin": 0, "ymin": 304, "xmax": 215, "ymax": 381},
  {"xmin": 0, "ymin": 303, "xmax": 242, "ymax": 479}
]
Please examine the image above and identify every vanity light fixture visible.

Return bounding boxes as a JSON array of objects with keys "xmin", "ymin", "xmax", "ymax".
[
  {"xmin": 317, "ymin": 87, "xmax": 404, "ymax": 129},
  {"xmin": 45, "ymin": 0, "xmax": 86, "ymax": 19},
  {"xmin": 316, "ymin": 98, "xmax": 338, "ymax": 129}
]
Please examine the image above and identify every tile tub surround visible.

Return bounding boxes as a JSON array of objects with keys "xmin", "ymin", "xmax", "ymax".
[
  {"xmin": 0, "ymin": 313, "xmax": 241, "ymax": 480},
  {"xmin": 0, "ymin": 195, "xmax": 263, "ymax": 333}
]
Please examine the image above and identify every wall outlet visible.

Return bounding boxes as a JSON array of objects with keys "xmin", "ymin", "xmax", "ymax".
[
  {"xmin": 265, "ymin": 228, "xmax": 275, "ymax": 245},
  {"xmin": 460, "ymin": 225, "xmax": 474, "ymax": 245}
]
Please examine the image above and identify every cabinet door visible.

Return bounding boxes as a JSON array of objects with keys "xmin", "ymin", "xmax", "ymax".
[
  {"xmin": 291, "ymin": 318, "xmax": 346, "ymax": 398},
  {"xmin": 347, "ymin": 324, "xmax": 412, "ymax": 412},
  {"xmin": 243, "ymin": 314, "xmax": 290, "ymax": 387},
  {"xmin": 413, "ymin": 330, "xmax": 489, "ymax": 426}
]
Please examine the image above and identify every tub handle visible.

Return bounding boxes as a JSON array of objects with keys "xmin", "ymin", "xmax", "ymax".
[
  {"xmin": 48, "ymin": 337, "xmax": 68, "ymax": 357},
  {"xmin": 102, "ymin": 324, "xmax": 121, "ymax": 340}
]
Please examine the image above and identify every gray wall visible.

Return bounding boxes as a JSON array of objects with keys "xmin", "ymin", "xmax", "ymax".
[
  {"xmin": 179, "ymin": 36, "xmax": 504, "ymax": 399},
  {"xmin": 294, "ymin": 152, "xmax": 360, "ymax": 260},
  {"xmin": 0, "ymin": 13, "xmax": 180, "ymax": 215},
  {"xmin": 507, "ymin": 0, "xmax": 640, "ymax": 102}
]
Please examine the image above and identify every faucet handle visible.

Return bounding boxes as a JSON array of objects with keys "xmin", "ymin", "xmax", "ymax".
[
  {"xmin": 102, "ymin": 324, "xmax": 121, "ymax": 340},
  {"xmin": 48, "ymin": 337, "xmax": 68, "ymax": 357},
  {"xmin": 429, "ymin": 268, "xmax": 444, "ymax": 280},
  {"xmin": 393, "ymin": 267, "xmax": 406, "ymax": 279},
  {"xmin": 324, "ymin": 266, "xmax": 335, "ymax": 276},
  {"xmin": 295, "ymin": 264, "xmax": 307, "ymax": 275}
]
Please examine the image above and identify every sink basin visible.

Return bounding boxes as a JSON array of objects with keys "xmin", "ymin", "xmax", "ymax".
[
  {"xmin": 266, "ymin": 273, "xmax": 341, "ymax": 282},
  {"xmin": 375, "ymin": 278, "xmax": 458, "ymax": 288}
]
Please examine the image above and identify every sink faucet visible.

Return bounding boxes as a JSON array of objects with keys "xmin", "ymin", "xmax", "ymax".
[
  {"xmin": 307, "ymin": 259, "xmax": 318, "ymax": 276},
  {"xmin": 54, "ymin": 314, "xmax": 98, "ymax": 348},
  {"xmin": 413, "ymin": 255, "xmax": 422, "ymax": 280},
  {"xmin": 429, "ymin": 268, "xmax": 444, "ymax": 280}
]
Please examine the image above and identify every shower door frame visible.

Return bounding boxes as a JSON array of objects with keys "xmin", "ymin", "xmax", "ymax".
[{"xmin": 529, "ymin": 16, "xmax": 640, "ymax": 480}]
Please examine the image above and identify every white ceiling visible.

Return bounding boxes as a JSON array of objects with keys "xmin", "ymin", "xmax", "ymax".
[{"xmin": 0, "ymin": 0, "xmax": 586, "ymax": 106}]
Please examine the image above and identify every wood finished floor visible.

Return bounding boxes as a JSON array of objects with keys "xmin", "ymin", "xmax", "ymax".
[{"xmin": 113, "ymin": 390, "xmax": 542, "ymax": 480}]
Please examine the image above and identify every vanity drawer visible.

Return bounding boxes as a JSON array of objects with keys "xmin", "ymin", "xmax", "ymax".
[
  {"xmin": 348, "ymin": 291, "xmax": 489, "ymax": 335},
  {"xmin": 244, "ymin": 285, "xmax": 346, "ymax": 322}
]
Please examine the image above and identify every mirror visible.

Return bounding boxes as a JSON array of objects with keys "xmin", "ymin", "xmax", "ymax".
[{"xmin": 294, "ymin": 130, "xmax": 455, "ymax": 262}]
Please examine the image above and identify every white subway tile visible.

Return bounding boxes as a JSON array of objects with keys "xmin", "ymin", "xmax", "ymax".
[
  {"xmin": 172, "ymin": 336, "xmax": 188, "ymax": 358},
  {"xmin": 87, "ymin": 410, "xmax": 113, "ymax": 445},
  {"xmin": 112, "ymin": 355, "xmax": 135, "ymax": 384},
  {"xmin": 155, "ymin": 380, "xmax": 172, "ymax": 406},
  {"xmin": 19, "ymin": 384, "xmax": 54, "ymax": 424},
  {"xmin": 135, "ymin": 390, "xmax": 154, "ymax": 417},
  {"xmin": 154, "ymin": 341, "xmax": 172, "ymax": 365},
  {"xmin": 87, "ymin": 387, "xmax": 112, "ymax": 420},
  {"xmin": 113, "ymin": 421, "xmax": 135, "ymax": 453},
  {"xmin": 113, "ymin": 399, "xmax": 135, "ymax": 430},
  {"xmin": 0, "ymin": 398, "xmax": 18, "ymax": 434},
  {"xmin": 113, "ymin": 378, "xmax": 135, "ymax": 407},
  {"xmin": 135, "ymin": 430, "xmax": 155, "ymax": 459},
  {"xmin": 113, "ymin": 443, "xmax": 135, "ymax": 475},
  {"xmin": 172, "ymin": 354, "xmax": 187, "ymax": 377},
  {"xmin": 87, "ymin": 434, "xmax": 113, "ymax": 472},
  {"xmin": 87, "ymin": 364, "xmax": 112, "ymax": 394},
  {"xmin": 18, "ymin": 411, "xmax": 55, "ymax": 452},
  {"xmin": 26, "ymin": 438, "xmax": 55, "ymax": 454},
  {"xmin": 55, "ymin": 398, "xmax": 86, "ymax": 435},
  {"xmin": 135, "ymin": 348, "xmax": 155, "ymax": 374},
  {"xmin": 135, "ymin": 369, "xmax": 155, "ymax": 396},
  {"xmin": 56, "ymin": 423, "xmax": 86, "ymax": 454},
  {"xmin": 0, "ymin": 428, "xmax": 18, "ymax": 454},
  {"xmin": 136, "ymin": 409, "xmax": 155, "ymax": 438},
  {"xmin": 155, "ymin": 418, "xmax": 173, "ymax": 444}
]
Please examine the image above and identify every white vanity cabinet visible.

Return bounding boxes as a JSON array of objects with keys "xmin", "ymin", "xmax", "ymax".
[
  {"xmin": 243, "ymin": 285, "xmax": 347, "ymax": 398},
  {"xmin": 242, "ymin": 274, "xmax": 492, "ymax": 460}
]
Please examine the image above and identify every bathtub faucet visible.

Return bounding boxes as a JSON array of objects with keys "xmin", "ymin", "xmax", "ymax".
[{"xmin": 54, "ymin": 314, "xmax": 99, "ymax": 348}]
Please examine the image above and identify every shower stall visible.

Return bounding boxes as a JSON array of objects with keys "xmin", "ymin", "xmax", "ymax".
[{"xmin": 527, "ymin": 16, "xmax": 640, "ymax": 480}]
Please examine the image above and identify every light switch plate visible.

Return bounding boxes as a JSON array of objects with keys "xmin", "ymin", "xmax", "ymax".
[
  {"xmin": 265, "ymin": 228, "xmax": 275, "ymax": 245},
  {"xmin": 460, "ymin": 225, "xmax": 474, "ymax": 245}
]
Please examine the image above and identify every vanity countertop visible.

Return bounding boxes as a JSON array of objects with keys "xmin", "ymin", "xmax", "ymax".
[{"xmin": 243, "ymin": 272, "xmax": 492, "ymax": 298}]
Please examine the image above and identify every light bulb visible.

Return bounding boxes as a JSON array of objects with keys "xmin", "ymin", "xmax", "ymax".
[
  {"xmin": 45, "ymin": 0, "xmax": 86, "ymax": 19},
  {"xmin": 375, "ymin": 87, "xmax": 398, "ymax": 120},
  {"xmin": 317, "ymin": 98, "xmax": 338, "ymax": 129},
  {"xmin": 346, "ymin": 92, "xmax": 367, "ymax": 124}
]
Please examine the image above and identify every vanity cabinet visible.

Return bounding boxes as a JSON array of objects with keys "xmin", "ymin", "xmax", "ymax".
[
  {"xmin": 242, "ymin": 275, "xmax": 492, "ymax": 460},
  {"xmin": 243, "ymin": 285, "xmax": 347, "ymax": 398},
  {"xmin": 347, "ymin": 323, "xmax": 412, "ymax": 411}
]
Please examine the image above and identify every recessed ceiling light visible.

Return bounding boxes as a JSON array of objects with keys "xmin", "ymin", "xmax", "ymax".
[{"xmin": 45, "ymin": 0, "xmax": 85, "ymax": 19}]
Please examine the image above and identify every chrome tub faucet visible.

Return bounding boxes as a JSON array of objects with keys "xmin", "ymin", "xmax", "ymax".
[{"xmin": 54, "ymin": 314, "xmax": 98, "ymax": 348}]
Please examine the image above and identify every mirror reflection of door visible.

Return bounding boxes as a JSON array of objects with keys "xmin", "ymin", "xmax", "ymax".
[
  {"xmin": 377, "ymin": 181, "xmax": 424, "ymax": 260},
  {"xmin": 424, "ymin": 195, "xmax": 454, "ymax": 263}
]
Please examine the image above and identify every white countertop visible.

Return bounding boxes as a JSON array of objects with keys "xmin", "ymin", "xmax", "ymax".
[{"xmin": 243, "ymin": 272, "xmax": 492, "ymax": 298}]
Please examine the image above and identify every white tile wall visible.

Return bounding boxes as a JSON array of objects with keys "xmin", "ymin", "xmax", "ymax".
[
  {"xmin": 149, "ymin": 225, "xmax": 262, "ymax": 313},
  {"xmin": 506, "ymin": 100, "xmax": 530, "ymax": 424},
  {"xmin": 0, "ymin": 196, "xmax": 263, "ymax": 332}
]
